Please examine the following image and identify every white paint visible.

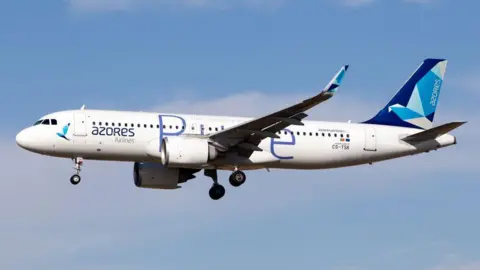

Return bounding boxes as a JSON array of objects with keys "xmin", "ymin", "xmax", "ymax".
[{"xmin": 16, "ymin": 109, "xmax": 457, "ymax": 173}]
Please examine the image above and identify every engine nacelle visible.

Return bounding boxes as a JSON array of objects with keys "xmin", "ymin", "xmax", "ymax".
[
  {"xmin": 133, "ymin": 162, "xmax": 197, "ymax": 189},
  {"xmin": 160, "ymin": 136, "xmax": 218, "ymax": 168}
]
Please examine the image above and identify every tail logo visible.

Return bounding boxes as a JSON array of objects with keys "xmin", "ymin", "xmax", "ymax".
[
  {"xmin": 430, "ymin": 79, "xmax": 441, "ymax": 107},
  {"xmin": 364, "ymin": 59, "xmax": 447, "ymax": 130},
  {"xmin": 56, "ymin": 123, "xmax": 71, "ymax": 141}
]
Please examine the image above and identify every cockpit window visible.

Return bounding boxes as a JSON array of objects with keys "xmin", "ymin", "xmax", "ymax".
[{"xmin": 33, "ymin": 119, "xmax": 57, "ymax": 126}]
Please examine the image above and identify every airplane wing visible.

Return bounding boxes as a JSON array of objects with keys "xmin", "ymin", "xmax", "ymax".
[{"xmin": 208, "ymin": 65, "xmax": 349, "ymax": 157}]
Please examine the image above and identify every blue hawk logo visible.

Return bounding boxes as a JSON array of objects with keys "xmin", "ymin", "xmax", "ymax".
[{"xmin": 57, "ymin": 123, "xmax": 71, "ymax": 141}]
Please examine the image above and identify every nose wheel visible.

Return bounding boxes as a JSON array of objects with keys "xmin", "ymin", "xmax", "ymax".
[
  {"xmin": 70, "ymin": 174, "xmax": 81, "ymax": 185},
  {"xmin": 70, "ymin": 157, "xmax": 83, "ymax": 185}
]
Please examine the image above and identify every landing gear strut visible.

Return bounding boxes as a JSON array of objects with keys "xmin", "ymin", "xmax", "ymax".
[
  {"xmin": 70, "ymin": 157, "xmax": 83, "ymax": 185},
  {"xmin": 204, "ymin": 169, "xmax": 225, "ymax": 200}
]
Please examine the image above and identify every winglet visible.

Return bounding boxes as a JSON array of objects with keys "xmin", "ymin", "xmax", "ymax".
[{"xmin": 323, "ymin": 65, "xmax": 349, "ymax": 94}]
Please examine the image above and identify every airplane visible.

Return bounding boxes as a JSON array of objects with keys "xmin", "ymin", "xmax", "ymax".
[{"xmin": 15, "ymin": 58, "xmax": 466, "ymax": 200}]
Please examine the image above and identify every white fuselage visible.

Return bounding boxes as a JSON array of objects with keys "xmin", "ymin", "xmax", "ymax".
[{"xmin": 16, "ymin": 109, "xmax": 457, "ymax": 170}]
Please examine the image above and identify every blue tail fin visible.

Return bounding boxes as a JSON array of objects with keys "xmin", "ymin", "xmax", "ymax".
[{"xmin": 363, "ymin": 58, "xmax": 448, "ymax": 130}]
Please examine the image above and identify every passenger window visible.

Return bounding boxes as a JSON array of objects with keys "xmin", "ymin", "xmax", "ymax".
[
  {"xmin": 131, "ymin": 124, "xmax": 134, "ymax": 127},
  {"xmin": 125, "ymin": 123, "xmax": 128, "ymax": 127},
  {"xmin": 347, "ymin": 134, "xmax": 350, "ymax": 138},
  {"xmin": 144, "ymin": 124, "xmax": 147, "ymax": 128},
  {"xmin": 42, "ymin": 119, "xmax": 50, "ymax": 125},
  {"xmin": 150, "ymin": 124, "xmax": 153, "ymax": 128},
  {"xmin": 328, "ymin": 133, "xmax": 331, "ymax": 137},
  {"xmin": 309, "ymin": 132, "xmax": 312, "ymax": 136},
  {"xmin": 341, "ymin": 134, "xmax": 344, "ymax": 138},
  {"xmin": 105, "ymin": 122, "xmax": 109, "ymax": 126},
  {"xmin": 315, "ymin": 133, "xmax": 318, "ymax": 136},
  {"xmin": 156, "ymin": 125, "xmax": 159, "ymax": 129},
  {"xmin": 93, "ymin": 121, "xmax": 96, "ymax": 125},
  {"xmin": 334, "ymin": 133, "xmax": 337, "ymax": 137},
  {"xmin": 137, "ymin": 124, "xmax": 140, "ymax": 128}
]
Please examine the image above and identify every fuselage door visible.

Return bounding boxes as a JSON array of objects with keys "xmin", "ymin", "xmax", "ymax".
[
  {"xmin": 73, "ymin": 111, "xmax": 87, "ymax": 136},
  {"xmin": 364, "ymin": 127, "xmax": 377, "ymax": 151}
]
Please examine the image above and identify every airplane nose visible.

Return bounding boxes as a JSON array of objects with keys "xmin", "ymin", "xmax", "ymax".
[{"xmin": 16, "ymin": 129, "xmax": 30, "ymax": 149}]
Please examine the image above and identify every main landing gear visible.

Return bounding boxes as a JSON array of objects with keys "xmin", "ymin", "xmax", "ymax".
[
  {"xmin": 70, "ymin": 157, "xmax": 83, "ymax": 185},
  {"xmin": 204, "ymin": 168, "xmax": 247, "ymax": 200}
]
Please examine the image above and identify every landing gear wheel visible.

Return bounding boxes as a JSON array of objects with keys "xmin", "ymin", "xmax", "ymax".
[
  {"xmin": 70, "ymin": 157, "xmax": 83, "ymax": 185},
  {"xmin": 229, "ymin": 170, "xmax": 246, "ymax": 187},
  {"xmin": 209, "ymin": 184, "xmax": 226, "ymax": 200},
  {"xmin": 70, "ymin": 174, "xmax": 81, "ymax": 185}
]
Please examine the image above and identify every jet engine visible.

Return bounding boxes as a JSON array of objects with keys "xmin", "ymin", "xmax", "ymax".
[
  {"xmin": 133, "ymin": 162, "xmax": 199, "ymax": 189},
  {"xmin": 160, "ymin": 136, "xmax": 219, "ymax": 168}
]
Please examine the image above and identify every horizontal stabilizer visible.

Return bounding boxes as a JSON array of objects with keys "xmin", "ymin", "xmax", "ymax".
[{"xmin": 401, "ymin": 121, "xmax": 466, "ymax": 143}]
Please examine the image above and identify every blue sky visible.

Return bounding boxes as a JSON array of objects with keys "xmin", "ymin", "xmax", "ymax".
[{"xmin": 0, "ymin": 0, "xmax": 479, "ymax": 270}]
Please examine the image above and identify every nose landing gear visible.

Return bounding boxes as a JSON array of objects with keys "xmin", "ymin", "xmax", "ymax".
[{"xmin": 70, "ymin": 157, "xmax": 83, "ymax": 185}]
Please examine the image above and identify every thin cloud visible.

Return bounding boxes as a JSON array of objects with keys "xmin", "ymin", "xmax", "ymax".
[
  {"xmin": 340, "ymin": 0, "xmax": 376, "ymax": 8},
  {"xmin": 428, "ymin": 261, "xmax": 480, "ymax": 270},
  {"xmin": 404, "ymin": 0, "xmax": 435, "ymax": 4},
  {"xmin": 67, "ymin": 0, "xmax": 287, "ymax": 12}
]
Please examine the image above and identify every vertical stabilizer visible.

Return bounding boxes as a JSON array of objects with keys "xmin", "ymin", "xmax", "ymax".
[{"xmin": 364, "ymin": 58, "xmax": 447, "ymax": 130}]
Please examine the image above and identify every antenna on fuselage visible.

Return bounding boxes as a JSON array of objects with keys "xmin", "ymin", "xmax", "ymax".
[{"xmin": 80, "ymin": 105, "xmax": 85, "ymax": 110}]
